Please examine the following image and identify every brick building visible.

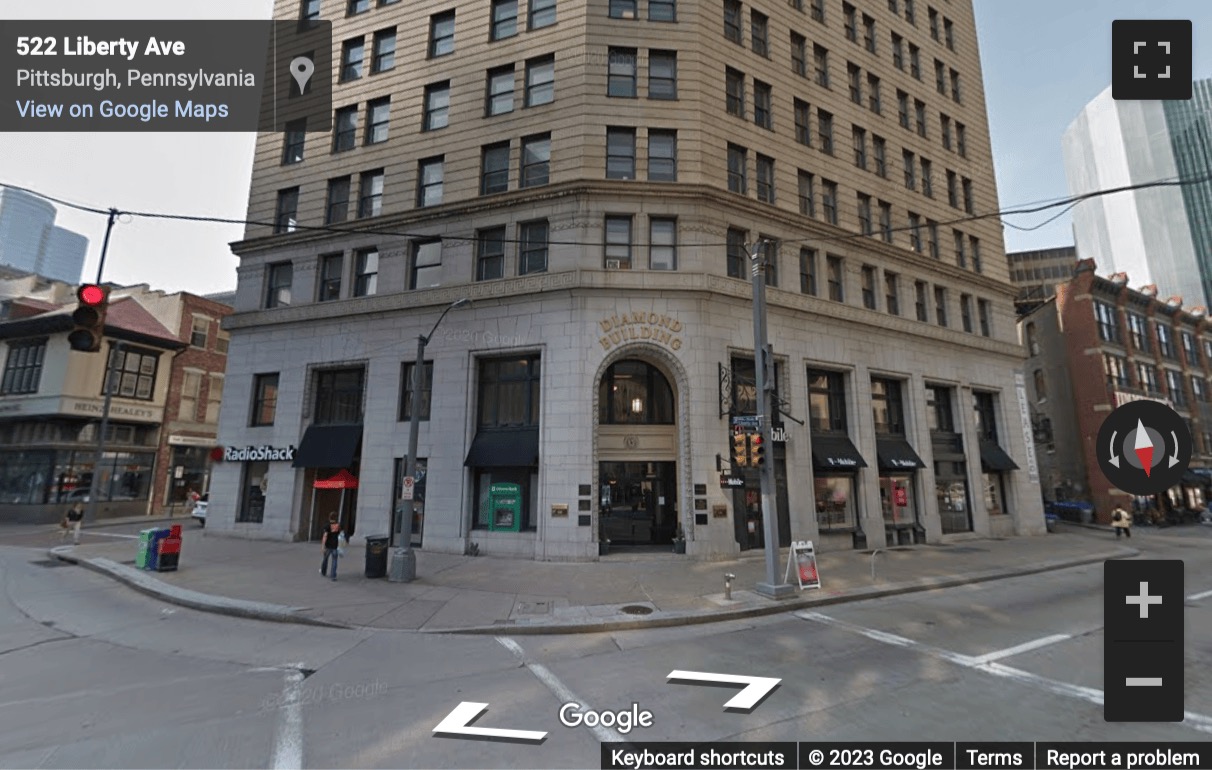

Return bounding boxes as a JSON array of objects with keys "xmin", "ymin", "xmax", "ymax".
[{"xmin": 1020, "ymin": 259, "xmax": 1212, "ymax": 520}]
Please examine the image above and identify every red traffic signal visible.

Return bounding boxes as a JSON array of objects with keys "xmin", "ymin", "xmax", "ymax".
[
  {"xmin": 749, "ymin": 433, "xmax": 766, "ymax": 466},
  {"xmin": 68, "ymin": 284, "xmax": 110, "ymax": 352}
]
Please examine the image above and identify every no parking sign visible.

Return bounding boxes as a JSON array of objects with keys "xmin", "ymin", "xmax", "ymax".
[{"xmin": 401, "ymin": 476, "xmax": 414, "ymax": 501}]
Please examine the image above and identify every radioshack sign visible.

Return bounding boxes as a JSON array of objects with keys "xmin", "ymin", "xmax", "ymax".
[{"xmin": 223, "ymin": 445, "xmax": 296, "ymax": 462}]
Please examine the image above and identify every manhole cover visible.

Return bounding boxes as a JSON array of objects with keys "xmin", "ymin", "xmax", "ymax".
[
  {"xmin": 620, "ymin": 605, "xmax": 653, "ymax": 615},
  {"xmin": 29, "ymin": 559, "xmax": 68, "ymax": 568}
]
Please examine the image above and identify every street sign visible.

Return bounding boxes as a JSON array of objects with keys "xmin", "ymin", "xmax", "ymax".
[
  {"xmin": 402, "ymin": 476, "xmax": 415, "ymax": 501},
  {"xmin": 731, "ymin": 415, "xmax": 761, "ymax": 428}
]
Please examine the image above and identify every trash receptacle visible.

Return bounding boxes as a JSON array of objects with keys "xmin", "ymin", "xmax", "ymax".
[
  {"xmin": 365, "ymin": 535, "xmax": 389, "ymax": 578},
  {"xmin": 136, "ymin": 528, "xmax": 156, "ymax": 569}
]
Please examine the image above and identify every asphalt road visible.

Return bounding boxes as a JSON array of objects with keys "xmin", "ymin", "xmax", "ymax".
[{"xmin": 1, "ymin": 523, "xmax": 1211, "ymax": 769}]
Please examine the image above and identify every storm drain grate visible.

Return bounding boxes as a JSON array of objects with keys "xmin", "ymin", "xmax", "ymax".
[
  {"xmin": 619, "ymin": 605, "xmax": 654, "ymax": 615},
  {"xmin": 29, "ymin": 559, "xmax": 69, "ymax": 568}
]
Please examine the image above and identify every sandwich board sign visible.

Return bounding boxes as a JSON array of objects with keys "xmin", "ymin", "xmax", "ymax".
[{"xmin": 784, "ymin": 540, "xmax": 821, "ymax": 590}]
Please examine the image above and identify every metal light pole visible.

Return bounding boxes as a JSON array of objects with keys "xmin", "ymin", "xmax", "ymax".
[
  {"xmin": 749, "ymin": 241, "xmax": 793, "ymax": 598},
  {"xmin": 389, "ymin": 297, "xmax": 471, "ymax": 582},
  {"xmin": 82, "ymin": 209, "xmax": 119, "ymax": 525}
]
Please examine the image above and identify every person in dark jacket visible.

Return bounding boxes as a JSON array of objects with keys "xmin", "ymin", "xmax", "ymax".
[{"xmin": 320, "ymin": 512, "xmax": 344, "ymax": 581}]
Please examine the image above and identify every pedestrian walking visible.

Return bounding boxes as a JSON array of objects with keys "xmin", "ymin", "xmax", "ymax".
[
  {"xmin": 1112, "ymin": 504, "xmax": 1132, "ymax": 538},
  {"xmin": 320, "ymin": 512, "xmax": 345, "ymax": 581},
  {"xmin": 62, "ymin": 502, "xmax": 84, "ymax": 545}
]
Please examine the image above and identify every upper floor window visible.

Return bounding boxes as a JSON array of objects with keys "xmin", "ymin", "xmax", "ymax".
[
  {"xmin": 104, "ymin": 345, "xmax": 160, "ymax": 401},
  {"xmin": 340, "ymin": 37, "xmax": 365, "ymax": 81},
  {"xmin": 723, "ymin": 0, "xmax": 743, "ymax": 44},
  {"xmin": 1095, "ymin": 301, "xmax": 1121, "ymax": 343},
  {"xmin": 871, "ymin": 377, "xmax": 905, "ymax": 435},
  {"xmin": 333, "ymin": 105, "xmax": 358, "ymax": 151},
  {"xmin": 354, "ymin": 247, "xmax": 379, "ymax": 296},
  {"xmin": 0, "ymin": 339, "xmax": 46, "ymax": 395},
  {"xmin": 650, "ymin": 217, "xmax": 677, "ymax": 270},
  {"xmin": 649, "ymin": 51, "xmax": 678, "ymax": 99},
  {"xmin": 251, "ymin": 373, "xmax": 279, "ymax": 426},
  {"xmin": 1158, "ymin": 324, "xmax": 1178, "ymax": 359},
  {"xmin": 314, "ymin": 367, "xmax": 364, "ymax": 425},
  {"xmin": 478, "ymin": 356, "xmax": 541, "ymax": 428},
  {"xmin": 529, "ymin": 0, "xmax": 556, "ymax": 28},
  {"xmin": 411, "ymin": 240, "xmax": 443, "ymax": 289},
  {"xmin": 525, "ymin": 55, "xmax": 555, "ymax": 106},
  {"xmin": 476, "ymin": 227, "xmax": 505, "ymax": 281},
  {"xmin": 429, "ymin": 10, "xmax": 455, "ymax": 58},
  {"xmin": 604, "ymin": 215, "xmax": 633, "ymax": 269},
  {"xmin": 521, "ymin": 133, "xmax": 552, "ymax": 187},
  {"xmin": 423, "ymin": 82, "xmax": 450, "ymax": 131},
  {"xmin": 265, "ymin": 262, "xmax": 292, "ymax": 308},
  {"xmin": 926, "ymin": 385, "xmax": 955, "ymax": 433},
  {"xmin": 599, "ymin": 360, "xmax": 675, "ymax": 424},
  {"xmin": 520, "ymin": 220, "xmax": 550, "ymax": 274},
  {"xmin": 650, "ymin": 0, "xmax": 676, "ymax": 21},
  {"xmin": 318, "ymin": 253, "xmax": 342, "ymax": 301},
  {"xmin": 607, "ymin": 48, "xmax": 637, "ymax": 97},
  {"xmin": 417, "ymin": 156, "xmax": 444, "ymax": 206},
  {"xmin": 190, "ymin": 317, "xmax": 209, "ymax": 348},
  {"xmin": 1127, "ymin": 312, "xmax": 1150, "ymax": 352},
  {"xmin": 400, "ymin": 362, "xmax": 434, "ymax": 420},
  {"xmin": 751, "ymin": 11, "xmax": 769, "ymax": 56},
  {"xmin": 648, "ymin": 130, "xmax": 677, "ymax": 181},
  {"xmin": 274, "ymin": 187, "xmax": 298, "ymax": 233},
  {"xmin": 491, "ymin": 0, "xmax": 518, "ymax": 39},
  {"xmin": 808, "ymin": 369, "xmax": 847, "ymax": 433},
  {"xmin": 282, "ymin": 119, "xmax": 305, "ymax": 164}
]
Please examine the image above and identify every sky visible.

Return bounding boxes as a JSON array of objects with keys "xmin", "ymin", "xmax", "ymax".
[{"xmin": 1, "ymin": 0, "xmax": 1210, "ymax": 294}]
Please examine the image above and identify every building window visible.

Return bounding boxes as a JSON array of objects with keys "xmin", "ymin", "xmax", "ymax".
[
  {"xmin": 190, "ymin": 317, "xmax": 209, "ymax": 348},
  {"xmin": 340, "ymin": 37, "xmax": 365, "ymax": 82},
  {"xmin": 324, "ymin": 176, "xmax": 350, "ymax": 224},
  {"xmin": 853, "ymin": 126, "xmax": 867, "ymax": 169},
  {"xmin": 727, "ymin": 143, "xmax": 747, "ymax": 194},
  {"xmin": 885, "ymin": 272, "xmax": 900, "ymax": 315},
  {"xmin": 1033, "ymin": 369, "xmax": 1047, "ymax": 401},
  {"xmin": 810, "ymin": 0, "xmax": 825, "ymax": 23},
  {"xmin": 103, "ymin": 345, "xmax": 159, "ymax": 401},
  {"xmin": 417, "ymin": 156, "xmax": 444, "ymax": 206},
  {"xmin": 604, "ymin": 215, "xmax": 633, "ymax": 269},
  {"xmin": 791, "ymin": 33, "xmax": 807, "ymax": 76},
  {"xmin": 977, "ymin": 299, "xmax": 991, "ymax": 337},
  {"xmin": 848, "ymin": 63, "xmax": 862, "ymax": 104},
  {"xmin": 909, "ymin": 44, "xmax": 920, "ymax": 79},
  {"xmin": 400, "ymin": 361, "xmax": 433, "ymax": 420},
  {"xmin": 333, "ymin": 105, "xmax": 357, "ymax": 151},
  {"xmin": 941, "ymin": 114, "xmax": 952, "ymax": 150},
  {"xmin": 302, "ymin": 0, "xmax": 322, "ymax": 20},
  {"xmin": 1137, "ymin": 362, "xmax": 1160, "ymax": 394},
  {"xmin": 927, "ymin": 220, "xmax": 939, "ymax": 259},
  {"xmin": 650, "ymin": 0, "xmax": 676, "ymax": 21},
  {"xmin": 205, "ymin": 375, "xmax": 224, "ymax": 424},
  {"xmin": 861, "ymin": 265, "xmax": 877, "ymax": 309},
  {"xmin": 318, "ymin": 253, "xmax": 343, "ymax": 301},
  {"xmin": 481, "ymin": 142, "xmax": 511, "ymax": 194},
  {"xmin": 314, "ymin": 367, "xmax": 364, "ymax": 425},
  {"xmin": 1167, "ymin": 370, "xmax": 1186, "ymax": 406},
  {"xmin": 857, "ymin": 193, "xmax": 873, "ymax": 235},
  {"xmin": 934, "ymin": 286, "xmax": 947, "ymax": 326},
  {"xmin": 1182, "ymin": 330, "xmax": 1198, "ymax": 362},
  {"xmin": 357, "ymin": 169, "xmax": 384, "ymax": 218},
  {"xmin": 754, "ymin": 80, "xmax": 773, "ymax": 129},
  {"xmin": 863, "ymin": 14, "xmax": 877, "ymax": 52},
  {"xmin": 950, "ymin": 68, "xmax": 961, "ymax": 102},
  {"xmin": 1128, "ymin": 313, "xmax": 1150, "ymax": 352},
  {"xmin": 921, "ymin": 158, "xmax": 933, "ymax": 197},
  {"xmin": 606, "ymin": 127, "xmax": 636, "ymax": 180},
  {"xmin": 649, "ymin": 50, "xmax": 678, "ymax": 99},
  {"xmin": 599, "ymin": 360, "xmax": 675, "ymax": 424},
  {"xmin": 873, "ymin": 135, "xmax": 887, "ymax": 176},
  {"xmin": 929, "ymin": 6, "xmax": 940, "ymax": 39},
  {"xmin": 751, "ymin": 10, "xmax": 769, "ymax": 56},
  {"xmin": 915, "ymin": 99, "xmax": 927, "ymax": 136},
  {"xmin": 818, "ymin": 110, "xmax": 834, "ymax": 154},
  {"xmin": 486, "ymin": 65, "xmax": 515, "ymax": 116},
  {"xmin": 915, "ymin": 281, "xmax": 929, "ymax": 321},
  {"xmin": 650, "ymin": 217, "xmax": 677, "ymax": 270},
  {"xmin": 1105, "ymin": 354, "xmax": 1129, "ymax": 388},
  {"xmin": 364, "ymin": 97, "xmax": 390, "ymax": 145},
  {"xmin": 476, "ymin": 227, "xmax": 505, "ymax": 281},
  {"xmin": 892, "ymin": 32, "xmax": 904, "ymax": 70},
  {"xmin": 521, "ymin": 133, "xmax": 551, "ymax": 187},
  {"xmin": 354, "ymin": 247, "xmax": 379, "ymax": 296},
  {"xmin": 794, "ymin": 99, "xmax": 811, "ymax": 146},
  {"xmin": 960, "ymin": 294, "xmax": 973, "ymax": 332},
  {"xmin": 821, "ymin": 179, "xmax": 838, "ymax": 224},
  {"xmin": 871, "ymin": 378, "xmax": 906, "ymax": 434},
  {"xmin": 429, "ymin": 10, "xmax": 455, "ymax": 57},
  {"xmin": 808, "ymin": 369, "xmax": 847, "ymax": 433},
  {"xmin": 897, "ymin": 90, "xmax": 909, "ymax": 128},
  {"xmin": 954, "ymin": 230, "xmax": 967, "ymax": 268},
  {"xmin": 814, "ymin": 44, "xmax": 829, "ymax": 87},
  {"xmin": 1193, "ymin": 375, "xmax": 1208, "ymax": 403},
  {"xmin": 519, "ymin": 220, "xmax": 549, "ymax": 274},
  {"xmin": 648, "ymin": 130, "xmax": 677, "ymax": 181},
  {"xmin": 868, "ymin": 73, "xmax": 881, "ymax": 113},
  {"xmin": 956, "ymin": 122, "xmax": 967, "ymax": 156},
  {"xmin": 800, "ymin": 248, "xmax": 817, "ymax": 295},
  {"xmin": 525, "ymin": 55, "xmax": 555, "ymax": 106},
  {"xmin": 0, "ymin": 339, "xmax": 45, "ymax": 395},
  {"xmin": 756, "ymin": 154, "xmax": 775, "ymax": 202},
  {"xmin": 529, "ymin": 0, "xmax": 556, "ymax": 28},
  {"xmin": 962, "ymin": 177, "xmax": 974, "ymax": 213},
  {"xmin": 727, "ymin": 227, "xmax": 747, "ymax": 279},
  {"xmin": 265, "ymin": 262, "xmax": 292, "ymax": 308},
  {"xmin": 274, "ymin": 187, "xmax": 298, "ymax": 233},
  {"xmin": 947, "ymin": 170, "xmax": 959, "ymax": 207},
  {"xmin": 878, "ymin": 200, "xmax": 893, "ymax": 242},
  {"xmin": 282, "ymin": 119, "xmax": 305, "ymax": 164},
  {"xmin": 945, "ymin": 17, "xmax": 954, "ymax": 49},
  {"xmin": 798, "ymin": 170, "xmax": 815, "ymax": 216},
  {"xmin": 1095, "ymin": 301, "xmax": 1121, "ymax": 343},
  {"xmin": 423, "ymin": 82, "xmax": 450, "ymax": 131},
  {"xmin": 903, "ymin": 149, "xmax": 916, "ymax": 189},
  {"xmin": 970, "ymin": 236, "xmax": 981, "ymax": 273},
  {"xmin": 827, "ymin": 254, "xmax": 844, "ymax": 301},
  {"xmin": 409, "ymin": 240, "xmax": 442, "ymax": 290},
  {"xmin": 371, "ymin": 28, "xmax": 396, "ymax": 73},
  {"xmin": 608, "ymin": 48, "xmax": 637, "ymax": 97},
  {"xmin": 935, "ymin": 58, "xmax": 946, "ymax": 95},
  {"xmin": 908, "ymin": 212, "xmax": 922, "ymax": 252},
  {"xmin": 726, "ymin": 67, "xmax": 745, "ymax": 117},
  {"xmin": 478, "ymin": 355, "xmax": 541, "ymax": 428},
  {"xmin": 723, "ymin": 0, "xmax": 742, "ymax": 43},
  {"xmin": 904, "ymin": 0, "xmax": 916, "ymax": 23},
  {"xmin": 1158, "ymin": 324, "xmax": 1178, "ymax": 359},
  {"xmin": 251, "ymin": 373, "xmax": 278, "ymax": 426},
  {"xmin": 843, "ymin": 2, "xmax": 857, "ymax": 41},
  {"xmin": 346, "ymin": 0, "xmax": 368, "ymax": 13},
  {"xmin": 491, "ymin": 0, "xmax": 519, "ymax": 39}
]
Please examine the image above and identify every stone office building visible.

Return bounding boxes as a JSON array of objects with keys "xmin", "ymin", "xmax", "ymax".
[{"xmin": 208, "ymin": 0, "xmax": 1044, "ymax": 558}]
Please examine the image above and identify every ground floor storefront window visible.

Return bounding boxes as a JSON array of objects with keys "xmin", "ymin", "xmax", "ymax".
[
  {"xmin": 0, "ymin": 449, "xmax": 154, "ymax": 505},
  {"xmin": 815, "ymin": 475, "xmax": 857, "ymax": 531},
  {"xmin": 983, "ymin": 472, "xmax": 1008, "ymax": 516},
  {"xmin": 238, "ymin": 461, "xmax": 268, "ymax": 523},
  {"xmin": 936, "ymin": 461, "xmax": 971, "ymax": 533},
  {"xmin": 167, "ymin": 446, "xmax": 210, "ymax": 505},
  {"xmin": 880, "ymin": 475, "xmax": 918, "ymax": 527},
  {"xmin": 473, "ymin": 467, "xmax": 536, "ymax": 531}
]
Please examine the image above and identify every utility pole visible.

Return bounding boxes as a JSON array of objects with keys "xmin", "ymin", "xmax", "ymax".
[
  {"xmin": 82, "ymin": 209, "xmax": 119, "ymax": 525},
  {"xmin": 749, "ymin": 241, "xmax": 793, "ymax": 598}
]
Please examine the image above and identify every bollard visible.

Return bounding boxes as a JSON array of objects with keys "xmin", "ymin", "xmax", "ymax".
[
  {"xmin": 724, "ymin": 573, "xmax": 736, "ymax": 600},
  {"xmin": 871, "ymin": 549, "xmax": 883, "ymax": 582}
]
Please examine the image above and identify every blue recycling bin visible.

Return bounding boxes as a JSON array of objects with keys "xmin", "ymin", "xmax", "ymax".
[{"xmin": 143, "ymin": 528, "xmax": 171, "ymax": 570}]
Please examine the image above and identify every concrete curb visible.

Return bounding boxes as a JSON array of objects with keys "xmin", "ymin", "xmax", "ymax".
[
  {"xmin": 47, "ymin": 547, "xmax": 350, "ymax": 630},
  {"xmin": 47, "ymin": 544, "xmax": 1137, "ymax": 635},
  {"xmin": 429, "ymin": 546, "xmax": 1139, "ymax": 635}
]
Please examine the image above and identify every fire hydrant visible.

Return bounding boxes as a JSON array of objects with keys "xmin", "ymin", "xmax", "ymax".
[{"xmin": 724, "ymin": 573, "xmax": 736, "ymax": 600}]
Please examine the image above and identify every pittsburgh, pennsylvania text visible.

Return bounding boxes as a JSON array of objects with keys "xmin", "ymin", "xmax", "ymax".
[{"xmin": 16, "ymin": 69, "xmax": 256, "ymax": 92}]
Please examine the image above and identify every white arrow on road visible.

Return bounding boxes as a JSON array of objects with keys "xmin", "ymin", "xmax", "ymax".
[
  {"xmin": 667, "ymin": 670, "xmax": 781, "ymax": 711},
  {"xmin": 433, "ymin": 702, "xmax": 547, "ymax": 743}
]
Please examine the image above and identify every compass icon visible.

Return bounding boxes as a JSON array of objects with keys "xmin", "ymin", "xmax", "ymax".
[{"xmin": 1096, "ymin": 400, "xmax": 1191, "ymax": 494}]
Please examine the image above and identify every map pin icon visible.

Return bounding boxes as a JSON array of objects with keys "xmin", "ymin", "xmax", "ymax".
[{"xmin": 290, "ymin": 56, "xmax": 315, "ymax": 92}]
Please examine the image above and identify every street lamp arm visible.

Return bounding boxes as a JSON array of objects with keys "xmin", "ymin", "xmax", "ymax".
[{"xmin": 423, "ymin": 298, "xmax": 472, "ymax": 343}]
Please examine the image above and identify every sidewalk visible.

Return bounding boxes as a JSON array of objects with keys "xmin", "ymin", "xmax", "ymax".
[{"xmin": 49, "ymin": 524, "xmax": 1134, "ymax": 634}]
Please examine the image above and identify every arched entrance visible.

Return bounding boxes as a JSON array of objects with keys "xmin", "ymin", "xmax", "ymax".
[{"xmin": 596, "ymin": 356, "xmax": 681, "ymax": 548}]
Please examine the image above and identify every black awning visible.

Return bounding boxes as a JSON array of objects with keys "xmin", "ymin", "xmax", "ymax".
[
  {"xmin": 876, "ymin": 437, "xmax": 926, "ymax": 471},
  {"xmin": 980, "ymin": 441, "xmax": 1019, "ymax": 472},
  {"xmin": 465, "ymin": 427, "xmax": 540, "ymax": 468},
  {"xmin": 812, "ymin": 435, "xmax": 868, "ymax": 471},
  {"xmin": 292, "ymin": 424, "xmax": 363, "ymax": 469}
]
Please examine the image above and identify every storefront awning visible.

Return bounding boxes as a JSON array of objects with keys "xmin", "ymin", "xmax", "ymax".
[
  {"xmin": 979, "ymin": 440, "xmax": 1019, "ymax": 472},
  {"xmin": 292, "ymin": 425, "xmax": 363, "ymax": 469},
  {"xmin": 876, "ymin": 437, "xmax": 926, "ymax": 471},
  {"xmin": 465, "ymin": 427, "xmax": 539, "ymax": 468},
  {"xmin": 812, "ymin": 435, "xmax": 868, "ymax": 471}
]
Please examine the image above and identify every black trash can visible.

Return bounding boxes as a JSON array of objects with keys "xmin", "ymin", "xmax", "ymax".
[{"xmin": 365, "ymin": 535, "xmax": 389, "ymax": 579}]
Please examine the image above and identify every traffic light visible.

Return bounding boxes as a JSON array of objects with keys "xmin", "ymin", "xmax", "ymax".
[
  {"xmin": 732, "ymin": 432, "xmax": 749, "ymax": 467},
  {"xmin": 68, "ymin": 284, "xmax": 110, "ymax": 352},
  {"xmin": 749, "ymin": 433, "xmax": 766, "ymax": 467}
]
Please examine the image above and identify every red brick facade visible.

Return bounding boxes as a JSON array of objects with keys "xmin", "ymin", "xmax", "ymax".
[{"xmin": 148, "ymin": 294, "xmax": 232, "ymax": 515}]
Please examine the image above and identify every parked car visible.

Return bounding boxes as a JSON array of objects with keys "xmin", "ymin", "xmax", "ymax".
[{"xmin": 192, "ymin": 494, "xmax": 208, "ymax": 527}]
